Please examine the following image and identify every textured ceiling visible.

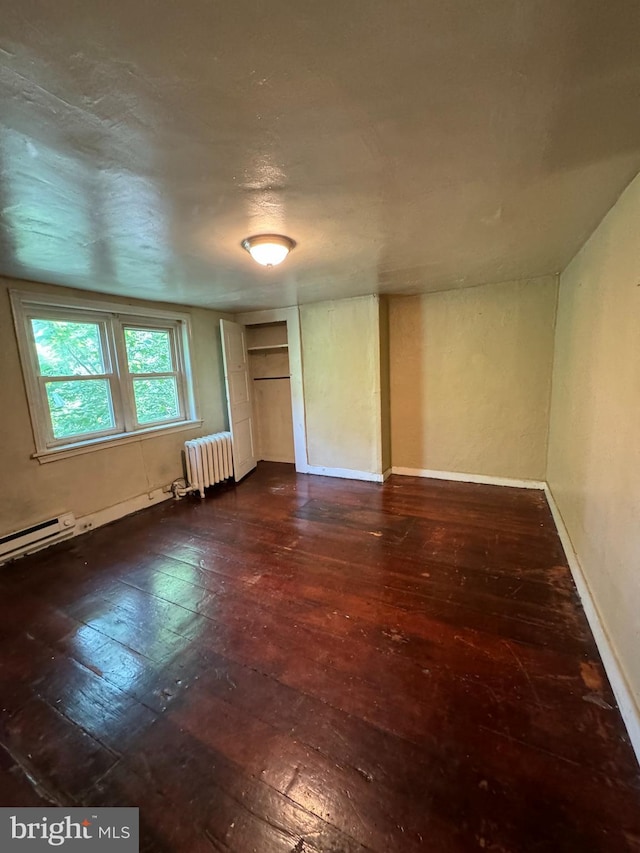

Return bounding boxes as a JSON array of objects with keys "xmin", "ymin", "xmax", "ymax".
[{"xmin": 1, "ymin": 1, "xmax": 640, "ymax": 311}]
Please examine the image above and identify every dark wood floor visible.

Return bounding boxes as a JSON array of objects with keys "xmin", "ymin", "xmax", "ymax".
[{"xmin": 0, "ymin": 463, "xmax": 638, "ymax": 852}]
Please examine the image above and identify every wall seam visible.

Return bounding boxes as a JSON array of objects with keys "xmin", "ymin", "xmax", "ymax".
[{"xmin": 543, "ymin": 272, "xmax": 561, "ymax": 481}]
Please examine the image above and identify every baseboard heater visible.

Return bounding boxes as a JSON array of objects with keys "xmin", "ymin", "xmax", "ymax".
[
  {"xmin": 0, "ymin": 512, "xmax": 76, "ymax": 565},
  {"xmin": 184, "ymin": 431, "xmax": 233, "ymax": 498}
]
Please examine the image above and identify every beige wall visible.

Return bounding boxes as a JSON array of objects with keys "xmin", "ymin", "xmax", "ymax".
[
  {"xmin": 300, "ymin": 295, "xmax": 383, "ymax": 475},
  {"xmin": 0, "ymin": 276, "xmax": 229, "ymax": 536},
  {"xmin": 547, "ymin": 174, "xmax": 640, "ymax": 708},
  {"xmin": 389, "ymin": 276, "xmax": 557, "ymax": 480},
  {"xmin": 379, "ymin": 296, "xmax": 391, "ymax": 474}
]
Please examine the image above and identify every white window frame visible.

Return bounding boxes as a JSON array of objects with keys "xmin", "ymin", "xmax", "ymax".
[
  {"xmin": 117, "ymin": 317, "xmax": 190, "ymax": 431},
  {"xmin": 10, "ymin": 290, "xmax": 201, "ymax": 463}
]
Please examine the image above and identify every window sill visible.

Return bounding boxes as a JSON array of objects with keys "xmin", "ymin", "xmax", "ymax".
[{"xmin": 33, "ymin": 419, "xmax": 204, "ymax": 464}]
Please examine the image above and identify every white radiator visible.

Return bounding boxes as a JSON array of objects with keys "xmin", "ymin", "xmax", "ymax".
[
  {"xmin": 184, "ymin": 431, "xmax": 233, "ymax": 498},
  {"xmin": 0, "ymin": 512, "xmax": 76, "ymax": 565}
]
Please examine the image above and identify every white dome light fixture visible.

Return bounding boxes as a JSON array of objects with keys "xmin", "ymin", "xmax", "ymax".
[{"xmin": 242, "ymin": 234, "xmax": 296, "ymax": 267}]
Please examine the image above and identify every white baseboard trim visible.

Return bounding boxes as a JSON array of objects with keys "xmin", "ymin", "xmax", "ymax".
[
  {"xmin": 75, "ymin": 486, "xmax": 173, "ymax": 536},
  {"xmin": 391, "ymin": 466, "xmax": 546, "ymax": 490},
  {"xmin": 304, "ymin": 465, "xmax": 384, "ymax": 483},
  {"xmin": 1, "ymin": 487, "xmax": 175, "ymax": 565},
  {"xmin": 544, "ymin": 485, "xmax": 640, "ymax": 766},
  {"xmin": 382, "ymin": 467, "xmax": 392, "ymax": 482}
]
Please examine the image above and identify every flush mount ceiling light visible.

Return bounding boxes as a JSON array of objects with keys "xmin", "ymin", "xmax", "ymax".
[{"xmin": 242, "ymin": 234, "xmax": 296, "ymax": 267}]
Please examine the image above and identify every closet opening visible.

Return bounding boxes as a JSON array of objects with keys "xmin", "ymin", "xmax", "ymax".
[{"xmin": 246, "ymin": 321, "xmax": 295, "ymax": 464}]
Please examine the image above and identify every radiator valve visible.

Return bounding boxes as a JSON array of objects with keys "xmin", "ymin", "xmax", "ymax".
[{"xmin": 171, "ymin": 479, "xmax": 195, "ymax": 500}]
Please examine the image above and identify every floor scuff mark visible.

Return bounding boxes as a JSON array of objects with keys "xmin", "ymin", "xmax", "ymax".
[{"xmin": 583, "ymin": 693, "xmax": 614, "ymax": 711}]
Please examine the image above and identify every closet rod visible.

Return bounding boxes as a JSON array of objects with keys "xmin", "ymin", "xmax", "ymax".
[{"xmin": 253, "ymin": 376, "xmax": 290, "ymax": 381}]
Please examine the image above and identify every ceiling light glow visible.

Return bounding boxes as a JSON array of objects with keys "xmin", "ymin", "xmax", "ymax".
[{"xmin": 242, "ymin": 234, "xmax": 296, "ymax": 267}]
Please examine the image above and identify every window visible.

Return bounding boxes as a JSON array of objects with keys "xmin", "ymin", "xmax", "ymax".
[{"xmin": 11, "ymin": 291, "xmax": 199, "ymax": 460}]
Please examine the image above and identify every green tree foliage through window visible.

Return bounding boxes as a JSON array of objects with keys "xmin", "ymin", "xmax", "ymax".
[
  {"xmin": 33, "ymin": 318, "xmax": 111, "ymax": 438},
  {"xmin": 45, "ymin": 379, "xmax": 114, "ymax": 438},
  {"xmin": 32, "ymin": 319, "xmax": 105, "ymax": 376},
  {"xmin": 133, "ymin": 378, "xmax": 179, "ymax": 423},
  {"xmin": 31, "ymin": 318, "xmax": 182, "ymax": 439},
  {"xmin": 125, "ymin": 327, "xmax": 180, "ymax": 423},
  {"xmin": 124, "ymin": 328, "xmax": 173, "ymax": 373}
]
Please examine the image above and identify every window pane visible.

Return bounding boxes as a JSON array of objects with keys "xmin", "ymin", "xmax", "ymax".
[
  {"xmin": 45, "ymin": 380, "xmax": 114, "ymax": 439},
  {"xmin": 32, "ymin": 319, "xmax": 105, "ymax": 376},
  {"xmin": 125, "ymin": 328, "xmax": 173, "ymax": 373},
  {"xmin": 133, "ymin": 377, "xmax": 179, "ymax": 424}
]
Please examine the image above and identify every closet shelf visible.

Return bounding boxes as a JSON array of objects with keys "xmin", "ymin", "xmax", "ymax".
[
  {"xmin": 253, "ymin": 376, "xmax": 290, "ymax": 381},
  {"xmin": 247, "ymin": 344, "xmax": 288, "ymax": 352}
]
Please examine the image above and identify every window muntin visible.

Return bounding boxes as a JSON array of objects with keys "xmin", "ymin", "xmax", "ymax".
[
  {"xmin": 26, "ymin": 310, "xmax": 122, "ymax": 446},
  {"xmin": 11, "ymin": 292, "xmax": 197, "ymax": 456},
  {"xmin": 122, "ymin": 324, "xmax": 184, "ymax": 428}
]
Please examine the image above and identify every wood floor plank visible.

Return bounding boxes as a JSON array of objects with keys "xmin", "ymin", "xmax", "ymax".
[
  {"xmin": 0, "ymin": 463, "xmax": 638, "ymax": 852},
  {"xmin": 3, "ymin": 696, "xmax": 118, "ymax": 802},
  {"xmin": 81, "ymin": 559, "xmax": 631, "ymax": 780}
]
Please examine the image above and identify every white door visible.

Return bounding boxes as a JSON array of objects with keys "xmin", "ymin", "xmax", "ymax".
[{"xmin": 220, "ymin": 319, "xmax": 257, "ymax": 481}]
